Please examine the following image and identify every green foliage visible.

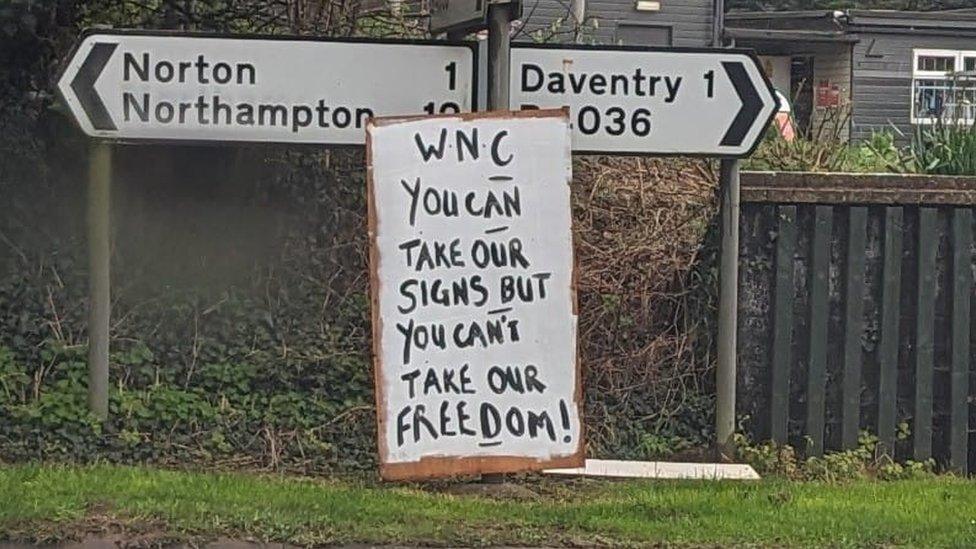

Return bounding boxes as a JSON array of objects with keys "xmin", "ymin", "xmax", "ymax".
[
  {"xmin": 745, "ymin": 108, "xmax": 899, "ymax": 173},
  {"xmin": 5, "ymin": 464, "xmax": 976, "ymax": 547},
  {"xmin": 747, "ymin": 118, "xmax": 976, "ymax": 176},
  {"xmin": 910, "ymin": 122, "xmax": 976, "ymax": 175},
  {"xmin": 0, "ymin": 347, "xmax": 29, "ymax": 404},
  {"xmin": 635, "ymin": 433, "xmax": 694, "ymax": 460},
  {"xmin": 0, "ymin": 313, "xmax": 373, "ymax": 469},
  {"xmin": 0, "ymin": 0, "xmax": 417, "ymax": 474},
  {"xmin": 878, "ymin": 459, "xmax": 938, "ymax": 481},
  {"xmin": 735, "ymin": 432, "xmax": 938, "ymax": 482},
  {"xmin": 735, "ymin": 435, "xmax": 801, "ymax": 478}
]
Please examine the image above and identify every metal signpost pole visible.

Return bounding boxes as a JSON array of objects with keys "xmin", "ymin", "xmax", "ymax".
[
  {"xmin": 87, "ymin": 141, "xmax": 111, "ymax": 419},
  {"xmin": 484, "ymin": 0, "xmax": 513, "ymax": 484},
  {"xmin": 715, "ymin": 12, "xmax": 741, "ymax": 458},
  {"xmin": 715, "ymin": 158, "xmax": 739, "ymax": 457},
  {"xmin": 486, "ymin": 1, "xmax": 511, "ymax": 110}
]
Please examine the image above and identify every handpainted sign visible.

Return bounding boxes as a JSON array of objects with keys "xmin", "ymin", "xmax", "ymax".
[
  {"xmin": 510, "ymin": 45, "xmax": 778, "ymax": 156},
  {"xmin": 56, "ymin": 31, "xmax": 476, "ymax": 144},
  {"xmin": 366, "ymin": 109, "xmax": 583, "ymax": 480}
]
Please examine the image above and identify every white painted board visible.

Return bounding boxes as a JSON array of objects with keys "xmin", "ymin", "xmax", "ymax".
[
  {"xmin": 57, "ymin": 32, "xmax": 475, "ymax": 144},
  {"xmin": 510, "ymin": 46, "xmax": 778, "ymax": 156},
  {"xmin": 366, "ymin": 110, "xmax": 583, "ymax": 480},
  {"xmin": 545, "ymin": 459, "xmax": 761, "ymax": 480}
]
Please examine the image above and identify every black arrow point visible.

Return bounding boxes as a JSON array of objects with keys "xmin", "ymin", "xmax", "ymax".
[
  {"xmin": 720, "ymin": 61, "xmax": 764, "ymax": 148},
  {"xmin": 71, "ymin": 42, "xmax": 118, "ymax": 131}
]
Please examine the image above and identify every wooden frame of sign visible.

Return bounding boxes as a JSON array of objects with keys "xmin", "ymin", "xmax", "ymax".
[{"xmin": 366, "ymin": 108, "xmax": 584, "ymax": 481}]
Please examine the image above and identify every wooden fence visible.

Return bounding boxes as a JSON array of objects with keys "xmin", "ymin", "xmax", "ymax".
[{"xmin": 738, "ymin": 172, "xmax": 976, "ymax": 473}]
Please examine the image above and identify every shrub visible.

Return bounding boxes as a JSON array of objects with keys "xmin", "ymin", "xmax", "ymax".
[
  {"xmin": 910, "ymin": 121, "xmax": 976, "ymax": 175},
  {"xmin": 735, "ymin": 432, "xmax": 937, "ymax": 482}
]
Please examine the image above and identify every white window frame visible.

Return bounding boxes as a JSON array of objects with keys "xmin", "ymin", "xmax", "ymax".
[
  {"xmin": 914, "ymin": 49, "xmax": 958, "ymax": 77},
  {"xmin": 912, "ymin": 49, "xmax": 976, "ymax": 124}
]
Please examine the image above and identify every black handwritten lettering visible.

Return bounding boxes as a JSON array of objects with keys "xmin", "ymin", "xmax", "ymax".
[
  {"xmin": 395, "ymin": 399, "xmax": 571, "ymax": 447},
  {"xmin": 401, "ymin": 179, "xmax": 522, "ymax": 225},
  {"xmin": 398, "ymin": 276, "xmax": 488, "ymax": 314},
  {"xmin": 401, "ymin": 178, "xmax": 422, "ymax": 226},
  {"xmin": 452, "ymin": 316, "xmax": 520, "ymax": 349},
  {"xmin": 491, "ymin": 130, "xmax": 513, "ymax": 166},
  {"xmin": 398, "ymin": 238, "xmax": 465, "ymax": 272},
  {"xmin": 500, "ymin": 272, "xmax": 552, "ymax": 303},
  {"xmin": 415, "ymin": 129, "xmax": 447, "ymax": 161},
  {"xmin": 397, "ymin": 404, "xmax": 438, "ymax": 446},
  {"xmin": 487, "ymin": 365, "xmax": 547, "ymax": 395},
  {"xmin": 383, "ymin": 117, "xmax": 577, "ymax": 457},
  {"xmin": 439, "ymin": 401, "xmax": 457, "ymax": 436},
  {"xmin": 457, "ymin": 127, "xmax": 478, "ymax": 161},
  {"xmin": 396, "ymin": 319, "xmax": 446, "ymax": 364},
  {"xmin": 480, "ymin": 402, "xmax": 501, "ymax": 439},
  {"xmin": 401, "ymin": 369, "xmax": 422, "ymax": 398},
  {"xmin": 470, "ymin": 238, "xmax": 531, "ymax": 269}
]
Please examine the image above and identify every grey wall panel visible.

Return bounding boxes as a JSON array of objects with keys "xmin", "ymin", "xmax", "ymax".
[
  {"xmin": 518, "ymin": 0, "xmax": 715, "ymax": 47},
  {"xmin": 852, "ymin": 32, "xmax": 976, "ymax": 141}
]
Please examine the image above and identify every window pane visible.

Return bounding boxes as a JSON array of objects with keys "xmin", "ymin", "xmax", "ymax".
[
  {"xmin": 915, "ymin": 78, "xmax": 948, "ymax": 118},
  {"xmin": 914, "ymin": 77, "xmax": 976, "ymax": 121},
  {"xmin": 917, "ymin": 55, "xmax": 955, "ymax": 73},
  {"xmin": 965, "ymin": 57, "xmax": 976, "ymax": 72}
]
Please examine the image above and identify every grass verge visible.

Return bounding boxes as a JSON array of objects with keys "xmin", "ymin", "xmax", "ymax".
[{"xmin": 1, "ymin": 464, "xmax": 975, "ymax": 547}]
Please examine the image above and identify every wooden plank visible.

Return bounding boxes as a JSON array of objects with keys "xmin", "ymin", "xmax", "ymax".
[
  {"xmin": 950, "ymin": 208, "xmax": 972, "ymax": 474},
  {"xmin": 841, "ymin": 207, "xmax": 868, "ymax": 449},
  {"xmin": 878, "ymin": 207, "xmax": 903, "ymax": 457},
  {"xmin": 770, "ymin": 205, "xmax": 797, "ymax": 444},
  {"xmin": 740, "ymin": 172, "xmax": 976, "ymax": 206},
  {"xmin": 741, "ymin": 187, "xmax": 976, "ymax": 206},
  {"xmin": 806, "ymin": 205, "xmax": 833, "ymax": 457},
  {"xmin": 914, "ymin": 207, "xmax": 938, "ymax": 461}
]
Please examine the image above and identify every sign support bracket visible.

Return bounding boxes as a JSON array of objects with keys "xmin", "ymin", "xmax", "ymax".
[{"xmin": 87, "ymin": 140, "xmax": 112, "ymax": 419}]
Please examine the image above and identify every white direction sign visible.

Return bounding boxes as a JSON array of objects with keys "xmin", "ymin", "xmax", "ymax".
[
  {"xmin": 57, "ymin": 31, "xmax": 476, "ymax": 144},
  {"xmin": 510, "ymin": 45, "xmax": 778, "ymax": 156}
]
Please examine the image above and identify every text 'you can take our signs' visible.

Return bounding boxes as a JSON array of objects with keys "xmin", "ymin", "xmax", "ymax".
[{"xmin": 367, "ymin": 110, "xmax": 583, "ymax": 481}]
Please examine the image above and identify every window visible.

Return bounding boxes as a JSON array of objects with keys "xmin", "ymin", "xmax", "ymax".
[
  {"xmin": 965, "ymin": 56, "xmax": 976, "ymax": 73},
  {"xmin": 912, "ymin": 49, "xmax": 976, "ymax": 124},
  {"xmin": 917, "ymin": 54, "xmax": 954, "ymax": 73}
]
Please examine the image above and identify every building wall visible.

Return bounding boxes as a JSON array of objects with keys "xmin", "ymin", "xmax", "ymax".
[
  {"xmin": 812, "ymin": 44, "xmax": 853, "ymax": 140},
  {"xmin": 518, "ymin": 0, "xmax": 715, "ymax": 47},
  {"xmin": 851, "ymin": 32, "xmax": 976, "ymax": 141}
]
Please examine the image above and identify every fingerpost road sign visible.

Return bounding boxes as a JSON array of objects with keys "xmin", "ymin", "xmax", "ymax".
[
  {"xmin": 57, "ymin": 31, "xmax": 476, "ymax": 145},
  {"xmin": 511, "ymin": 44, "xmax": 778, "ymax": 157}
]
